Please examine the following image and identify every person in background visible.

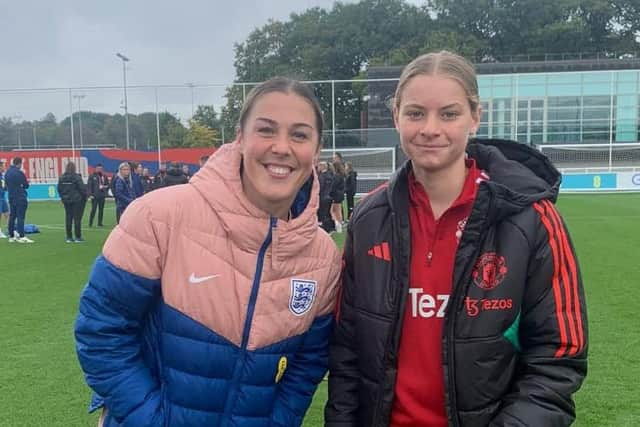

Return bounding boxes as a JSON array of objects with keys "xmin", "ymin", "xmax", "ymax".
[
  {"xmin": 153, "ymin": 165, "xmax": 168, "ymax": 190},
  {"xmin": 5, "ymin": 157, "xmax": 33, "ymax": 243},
  {"xmin": 332, "ymin": 152, "xmax": 344, "ymax": 167},
  {"xmin": 87, "ymin": 164, "xmax": 109, "ymax": 227},
  {"xmin": 317, "ymin": 161, "xmax": 334, "ymax": 232},
  {"xmin": 199, "ymin": 155, "xmax": 210, "ymax": 169},
  {"xmin": 164, "ymin": 162, "xmax": 189, "ymax": 187},
  {"xmin": 318, "ymin": 162, "xmax": 336, "ymax": 233},
  {"xmin": 141, "ymin": 167, "xmax": 153, "ymax": 194},
  {"xmin": 75, "ymin": 77, "xmax": 341, "ymax": 427},
  {"xmin": 329, "ymin": 160, "xmax": 346, "ymax": 233},
  {"xmin": 113, "ymin": 162, "xmax": 135, "ymax": 224},
  {"xmin": 131, "ymin": 163, "xmax": 144, "ymax": 198},
  {"xmin": 344, "ymin": 161, "xmax": 357, "ymax": 220},
  {"xmin": 326, "ymin": 51, "xmax": 588, "ymax": 427},
  {"xmin": 0, "ymin": 161, "xmax": 9, "ymax": 238},
  {"xmin": 58, "ymin": 161, "xmax": 88, "ymax": 243},
  {"xmin": 182, "ymin": 163, "xmax": 192, "ymax": 180}
]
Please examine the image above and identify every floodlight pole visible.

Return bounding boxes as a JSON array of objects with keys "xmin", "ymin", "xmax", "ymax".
[
  {"xmin": 73, "ymin": 94, "xmax": 86, "ymax": 148},
  {"xmin": 116, "ymin": 52, "xmax": 131, "ymax": 150}
]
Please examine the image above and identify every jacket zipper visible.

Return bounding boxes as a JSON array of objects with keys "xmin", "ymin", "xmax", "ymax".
[
  {"xmin": 426, "ymin": 219, "xmax": 443, "ymax": 266},
  {"xmin": 445, "ymin": 192, "xmax": 492, "ymax": 427},
  {"xmin": 221, "ymin": 217, "xmax": 276, "ymax": 426}
]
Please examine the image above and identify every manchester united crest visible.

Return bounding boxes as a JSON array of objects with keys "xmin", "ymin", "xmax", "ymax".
[{"xmin": 472, "ymin": 252, "xmax": 507, "ymax": 290}]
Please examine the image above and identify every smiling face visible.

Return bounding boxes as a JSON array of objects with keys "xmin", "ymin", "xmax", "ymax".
[
  {"xmin": 394, "ymin": 74, "xmax": 480, "ymax": 179},
  {"xmin": 238, "ymin": 91, "xmax": 320, "ymax": 218}
]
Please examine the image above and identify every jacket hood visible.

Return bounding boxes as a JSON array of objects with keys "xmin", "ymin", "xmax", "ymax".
[
  {"xmin": 387, "ymin": 138, "xmax": 561, "ymax": 223},
  {"xmin": 467, "ymin": 138, "xmax": 559, "ymax": 199},
  {"xmin": 189, "ymin": 141, "xmax": 321, "ymax": 262}
]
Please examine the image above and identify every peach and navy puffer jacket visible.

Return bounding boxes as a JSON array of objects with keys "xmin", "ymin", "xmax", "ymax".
[{"xmin": 75, "ymin": 142, "xmax": 342, "ymax": 427}]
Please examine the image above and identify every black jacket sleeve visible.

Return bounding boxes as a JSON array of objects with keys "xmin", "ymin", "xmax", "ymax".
[
  {"xmin": 88, "ymin": 175, "xmax": 97, "ymax": 197},
  {"xmin": 345, "ymin": 172, "xmax": 357, "ymax": 195},
  {"xmin": 21, "ymin": 170, "xmax": 29, "ymax": 189},
  {"xmin": 325, "ymin": 226, "xmax": 360, "ymax": 426},
  {"xmin": 331, "ymin": 176, "xmax": 346, "ymax": 201},
  {"xmin": 489, "ymin": 201, "xmax": 588, "ymax": 426},
  {"xmin": 76, "ymin": 174, "xmax": 88, "ymax": 200}
]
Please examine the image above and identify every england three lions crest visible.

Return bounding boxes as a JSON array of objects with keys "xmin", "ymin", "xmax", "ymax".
[{"xmin": 289, "ymin": 279, "xmax": 317, "ymax": 316}]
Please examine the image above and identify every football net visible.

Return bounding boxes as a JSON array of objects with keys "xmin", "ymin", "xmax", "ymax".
[
  {"xmin": 319, "ymin": 147, "xmax": 396, "ymax": 194},
  {"xmin": 538, "ymin": 143, "xmax": 640, "ymax": 172}
]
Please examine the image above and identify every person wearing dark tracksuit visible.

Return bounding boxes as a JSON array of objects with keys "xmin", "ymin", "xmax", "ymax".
[
  {"xmin": 58, "ymin": 161, "xmax": 88, "ymax": 242},
  {"xmin": 4, "ymin": 157, "xmax": 31, "ymax": 242}
]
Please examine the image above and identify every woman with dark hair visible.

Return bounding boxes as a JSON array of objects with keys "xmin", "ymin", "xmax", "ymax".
[
  {"xmin": 57, "ymin": 161, "xmax": 87, "ymax": 243},
  {"xmin": 344, "ymin": 161, "xmax": 357, "ymax": 220},
  {"xmin": 75, "ymin": 77, "xmax": 341, "ymax": 427},
  {"xmin": 330, "ymin": 160, "xmax": 346, "ymax": 232}
]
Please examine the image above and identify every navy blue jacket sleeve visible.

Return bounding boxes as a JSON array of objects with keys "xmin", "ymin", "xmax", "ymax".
[
  {"xmin": 75, "ymin": 256, "xmax": 164, "ymax": 427},
  {"xmin": 114, "ymin": 177, "xmax": 134, "ymax": 205},
  {"xmin": 271, "ymin": 314, "xmax": 334, "ymax": 427}
]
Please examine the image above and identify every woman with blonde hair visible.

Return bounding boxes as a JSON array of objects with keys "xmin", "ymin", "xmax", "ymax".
[
  {"xmin": 326, "ymin": 51, "xmax": 587, "ymax": 427},
  {"xmin": 112, "ymin": 162, "xmax": 135, "ymax": 224}
]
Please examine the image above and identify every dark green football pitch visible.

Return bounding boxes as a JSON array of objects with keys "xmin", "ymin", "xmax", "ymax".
[{"xmin": 0, "ymin": 195, "xmax": 637, "ymax": 426}]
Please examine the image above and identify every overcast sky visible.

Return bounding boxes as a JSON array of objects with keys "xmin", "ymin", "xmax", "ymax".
[{"xmin": 3, "ymin": 0, "xmax": 404, "ymax": 122}]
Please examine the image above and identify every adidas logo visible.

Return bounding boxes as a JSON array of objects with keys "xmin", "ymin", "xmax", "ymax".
[{"xmin": 367, "ymin": 242, "xmax": 390, "ymax": 261}]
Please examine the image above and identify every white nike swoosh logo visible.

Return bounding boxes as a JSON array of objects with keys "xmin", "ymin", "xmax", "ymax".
[{"xmin": 189, "ymin": 273, "xmax": 221, "ymax": 284}]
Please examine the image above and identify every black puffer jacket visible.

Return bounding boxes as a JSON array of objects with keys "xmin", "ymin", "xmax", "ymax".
[
  {"xmin": 58, "ymin": 172, "xmax": 87, "ymax": 204},
  {"xmin": 164, "ymin": 167, "xmax": 189, "ymax": 187},
  {"xmin": 319, "ymin": 170, "xmax": 334, "ymax": 204},
  {"xmin": 325, "ymin": 139, "xmax": 588, "ymax": 427},
  {"xmin": 345, "ymin": 171, "xmax": 357, "ymax": 196},
  {"xmin": 330, "ymin": 173, "xmax": 346, "ymax": 202}
]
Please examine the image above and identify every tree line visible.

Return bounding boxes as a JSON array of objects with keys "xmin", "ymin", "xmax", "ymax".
[{"xmin": 0, "ymin": 106, "xmax": 220, "ymax": 150}]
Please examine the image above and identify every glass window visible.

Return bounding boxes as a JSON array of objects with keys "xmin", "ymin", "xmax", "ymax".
[
  {"xmin": 548, "ymin": 96, "xmax": 580, "ymax": 108},
  {"xmin": 491, "ymin": 98, "xmax": 512, "ymax": 138},
  {"xmin": 478, "ymin": 101, "xmax": 490, "ymax": 138},
  {"xmin": 583, "ymin": 95, "xmax": 610, "ymax": 107}
]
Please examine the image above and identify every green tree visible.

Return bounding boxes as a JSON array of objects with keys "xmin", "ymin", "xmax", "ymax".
[
  {"xmin": 192, "ymin": 105, "xmax": 220, "ymax": 130},
  {"xmin": 427, "ymin": 0, "xmax": 640, "ymax": 60},
  {"xmin": 184, "ymin": 120, "xmax": 219, "ymax": 147},
  {"xmin": 35, "ymin": 114, "xmax": 59, "ymax": 148},
  {"xmin": 221, "ymin": 0, "xmax": 432, "ymax": 142},
  {"xmin": 0, "ymin": 117, "xmax": 13, "ymax": 149}
]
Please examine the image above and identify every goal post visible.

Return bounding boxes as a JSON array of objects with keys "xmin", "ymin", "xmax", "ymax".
[
  {"xmin": 319, "ymin": 147, "xmax": 396, "ymax": 194},
  {"xmin": 537, "ymin": 143, "xmax": 640, "ymax": 173}
]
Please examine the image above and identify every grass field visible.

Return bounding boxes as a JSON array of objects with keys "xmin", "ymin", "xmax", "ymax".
[{"xmin": 0, "ymin": 194, "xmax": 638, "ymax": 426}]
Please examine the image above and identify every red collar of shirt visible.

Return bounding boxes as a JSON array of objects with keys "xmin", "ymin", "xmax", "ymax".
[{"xmin": 408, "ymin": 158, "xmax": 487, "ymax": 215}]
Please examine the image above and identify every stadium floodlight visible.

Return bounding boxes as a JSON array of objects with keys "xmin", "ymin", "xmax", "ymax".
[
  {"xmin": 73, "ymin": 94, "xmax": 86, "ymax": 148},
  {"xmin": 116, "ymin": 52, "xmax": 130, "ymax": 150}
]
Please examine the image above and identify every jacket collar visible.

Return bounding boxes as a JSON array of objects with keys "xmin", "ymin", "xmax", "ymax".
[
  {"xmin": 189, "ymin": 141, "xmax": 321, "ymax": 261},
  {"xmin": 387, "ymin": 138, "xmax": 560, "ymax": 224}
]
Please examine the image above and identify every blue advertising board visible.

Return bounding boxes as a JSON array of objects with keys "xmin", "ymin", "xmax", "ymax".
[{"xmin": 560, "ymin": 173, "xmax": 617, "ymax": 191}]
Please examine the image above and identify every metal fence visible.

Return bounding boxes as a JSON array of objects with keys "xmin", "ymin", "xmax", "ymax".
[{"xmin": 1, "ymin": 74, "xmax": 639, "ymax": 172}]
